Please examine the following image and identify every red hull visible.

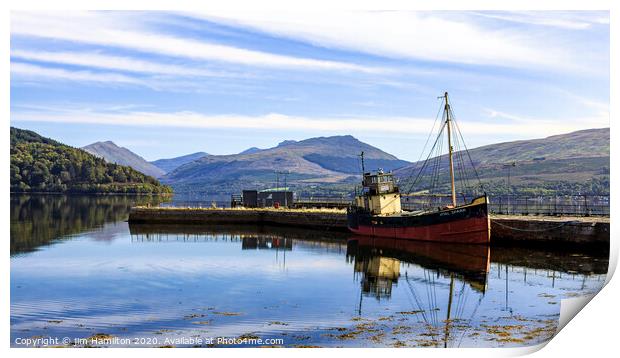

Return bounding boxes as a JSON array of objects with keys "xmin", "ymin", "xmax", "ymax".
[{"xmin": 349, "ymin": 215, "xmax": 490, "ymax": 244}]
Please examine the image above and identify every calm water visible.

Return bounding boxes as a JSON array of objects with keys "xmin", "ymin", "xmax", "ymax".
[{"xmin": 10, "ymin": 195, "xmax": 609, "ymax": 348}]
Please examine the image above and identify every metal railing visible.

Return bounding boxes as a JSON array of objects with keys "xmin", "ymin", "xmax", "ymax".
[
  {"xmin": 160, "ymin": 200, "xmax": 232, "ymax": 208},
  {"xmin": 401, "ymin": 194, "xmax": 609, "ymax": 216},
  {"xmin": 489, "ymin": 195, "xmax": 609, "ymax": 216},
  {"xmin": 161, "ymin": 194, "xmax": 609, "ymax": 217}
]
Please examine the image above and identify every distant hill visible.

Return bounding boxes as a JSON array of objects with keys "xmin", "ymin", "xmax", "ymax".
[
  {"xmin": 163, "ymin": 135, "xmax": 410, "ymax": 193},
  {"xmin": 82, "ymin": 141, "xmax": 165, "ymax": 178},
  {"xmin": 151, "ymin": 152, "xmax": 209, "ymax": 173},
  {"xmin": 10, "ymin": 127, "xmax": 172, "ymax": 194},
  {"xmin": 395, "ymin": 128, "xmax": 610, "ymax": 195},
  {"xmin": 457, "ymin": 127, "xmax": 608, "ymax": 165},
  {"xmin": 238, "ymin": 147, "xmax": 262, "ymax": 155}
]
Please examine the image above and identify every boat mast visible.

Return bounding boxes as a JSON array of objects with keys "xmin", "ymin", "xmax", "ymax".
[{"xmin": 444, "ymin": 92, "xmax": 457, "ymax": 207}]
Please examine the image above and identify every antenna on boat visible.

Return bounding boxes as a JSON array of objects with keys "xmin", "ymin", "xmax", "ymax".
[
  {"xmin": 444, "ymin": 92, "xmax": 457, "ymax": 207},
  {"xmin": 359, "ymin": 151, "xmax": 365, "ymax": 174}
]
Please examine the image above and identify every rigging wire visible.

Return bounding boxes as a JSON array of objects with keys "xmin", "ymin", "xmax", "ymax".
[
  {"xmin": 457, "ymin": 294, "xmax": 485, "ymax": 348},
  {"xmin": 428, "ymin": 113, "xmax": 447, "ymax": 208},
  {"xmin": 451, "ymin": 107, "xmax": 483, "ymax": 191},
  {"xmin": 405, "ymin": 119, "xmax": 447, "ymax": 195},
  {"xmin": 404, "ymin": 94, "xmax": 485, "ymax": 206},
  {"xmin": 400, "ymin": 97, "xmax": 445, "ymax": 191},
  {"xmin": 453, "ymin": 131, "xmax": 472, "ymax": 202},
  {"xmin": 424, "ymin": 270, "xmax": 436, "ymax": 326},
  {"xmin": 404, "ymin": 272, "xmax": 439, "ymax": 345}
]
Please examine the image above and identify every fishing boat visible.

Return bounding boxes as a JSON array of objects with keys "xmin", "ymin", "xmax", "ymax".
[{"xmin": 347, "ymin": 92, "xmax": 490, "ymax": 244}]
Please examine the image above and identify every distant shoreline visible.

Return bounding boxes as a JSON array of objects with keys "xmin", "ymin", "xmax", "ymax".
[{"xmin": 10, "ymin": 191, "xmax": 174, "ymax": 197}]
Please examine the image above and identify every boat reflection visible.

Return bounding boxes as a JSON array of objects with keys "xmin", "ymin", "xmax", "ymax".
[
  {"xmin": 347, "ymin": 236, "xmax": 490, "ymax": 298},
  {"xmin": 347, "ymin": 236, "xmax": 492, "ymax": 347}
]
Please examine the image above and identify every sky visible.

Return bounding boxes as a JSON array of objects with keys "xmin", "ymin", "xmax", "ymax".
[{"xmin": 10, "ymin": 11, "xmax": 610, "ymax": 161}]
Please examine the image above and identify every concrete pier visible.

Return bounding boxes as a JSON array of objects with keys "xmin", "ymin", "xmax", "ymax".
[
  {"xmin": 128, "ymin": 207, "xmax": 609, "ymax": 250},
  {"xmin": 129, "ymin": 207, "xmax": 347, "ymax": 230},
  {"xmin": 491, "ymin": 215, "xmax": 609, "ymax": 251}
]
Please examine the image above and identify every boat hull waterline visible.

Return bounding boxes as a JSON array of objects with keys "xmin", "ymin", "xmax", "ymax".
[{"xmin": 347, "ymin": 196, "xmax": 491, "ymax": 244}]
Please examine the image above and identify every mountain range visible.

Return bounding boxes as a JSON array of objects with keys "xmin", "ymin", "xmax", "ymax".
[
  {"xmin": 150, "ymin": 152, "xmax": 209, "ymax": 174},
  {"xmin": 161, "ymin": 135, "xmax": 409, "ymax": 193},
  {"xmin": 395, "ymin": 128, "xmax": 609, "ymax": 195},
  {"xmin": 82, "ymin": 141, "xmax": 166, "ymax": 178},
  {"xmin": 76, "ymin": 128, "xmax": 609, "ymax": 195}
]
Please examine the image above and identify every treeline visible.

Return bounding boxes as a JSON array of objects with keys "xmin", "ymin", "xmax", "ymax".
[
  {"xmin": 10, "ymin": 127, "xmax": 173, "ymax": 194},
  {"xmin": 480, "ymin": 176, "xmax": 610, "ymax": 196}
]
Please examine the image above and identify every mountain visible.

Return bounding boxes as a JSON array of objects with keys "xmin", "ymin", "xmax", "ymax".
[
  {"xmin": 238, "ymin": 147, "xmax": 262, "ymax": 155},
  {"xmin": 394, "ymin": 128, "xmax": 610, "ymax": 195},
  {"xmin": 163, "ymin": 135, "xmax": 410, "ymax": 193},
  {"xmin": 151, "ymin": 152, "xmax": 209, "ymax": 173},
  {"xmin": 10, "ymin": 127, "xmax": 172, "ymax": 194},
  {"xmin": 82, "ymin": 141, "xmax": 165, "ymax": 178}
]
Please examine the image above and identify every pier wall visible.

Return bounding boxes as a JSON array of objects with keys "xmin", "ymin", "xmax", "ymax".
[
  {"xmin": 129, "ymin": 208, "xmax": 348, "ymax": 231},
  {"xmin": 128, "ymin": 207, "xmax": 609, "ymax": 250},
  {"xmin": 491, "ymin": 216, "xmax": 609, "ymax": 251}
]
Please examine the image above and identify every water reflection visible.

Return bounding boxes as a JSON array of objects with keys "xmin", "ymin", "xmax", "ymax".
[
  {"xmin": 10, "ymin": 194, "xmax": 169, "ymax": 255},
  {"xmin": 123, "ymin": 224, "xmax": 608, "ymax": 347},
  {"xmin": 10, "ymin": 195, "xmax": 610, "ymax": 347}
]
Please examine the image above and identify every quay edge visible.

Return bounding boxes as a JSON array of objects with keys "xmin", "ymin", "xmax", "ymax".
[{"xmin": 128, "ymin": 207, "xmax": 609, "ymax": 251}]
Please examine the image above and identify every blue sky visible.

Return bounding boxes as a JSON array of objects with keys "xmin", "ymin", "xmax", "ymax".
[{"xmin": 10, "ymin": 11, "xmax": 609, "ymax": 161}]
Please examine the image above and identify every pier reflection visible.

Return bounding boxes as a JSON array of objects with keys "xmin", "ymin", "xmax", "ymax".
[
  {"xmin": 241, "ymin": 236, "xmax": 293, "ymax": 251},
  {"xmin": 128, "ymin": 223, "xmax": 608, "ymax": 277},
  {"xmin": 13, "ymin": 203, "xmax": 610, "ymax": 348}
]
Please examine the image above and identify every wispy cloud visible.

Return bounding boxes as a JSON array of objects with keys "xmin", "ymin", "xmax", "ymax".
[
  {"xmin": 469, "ymin": 11, "xmax": 609, "ymax": 30},
  {"xmin": 11, "ymin": 105, "xmax": 609, "ymax": 138},
  {"xmin": 11, "ymin": 62, "xmax": 145, "ymax": 85},
  {"xmin": 11, "ymin": 12, "xmax": 387, "ymax": 74},
  {"xmin": 191, "ymin": 11, "xmax": 593, "ymax": 71},
  {"xmin": 483, "ymin": 107, "xmax": 608, "ymax": 130},
  {"xmin": 11, "ymin": 49, "xmax": 242, "ymax": 78}
]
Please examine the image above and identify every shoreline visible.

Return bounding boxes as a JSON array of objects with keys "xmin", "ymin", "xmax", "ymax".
[{"xmin": 10, "ymin": 191, "xmax": 173, "ymax": 197}]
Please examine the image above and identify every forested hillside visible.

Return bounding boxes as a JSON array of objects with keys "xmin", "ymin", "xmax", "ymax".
[{"xmin": 10, "ymin": 127, "xmax": 172, "ymax": 194}]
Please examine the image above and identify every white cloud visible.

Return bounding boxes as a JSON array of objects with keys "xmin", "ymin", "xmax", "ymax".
[
  {"xmin": 191, "ymin": 11, "xmax": 583, "ymax": 70},
  {"xmin": 10, "ymin": 60, "xmax": 257, "ymax": 93},
  {"xmin": 11, "ymin": 49, "xmax": 240, "ymax": 78},
  {"xmin": 11, "ymin": 106, "xmax": 609, "ymax": 138},
  {"xmin": 11, "ymin": 62, "xmax": 145, "ymax": 85},
  {"xmin": 469, "ymin": 11, "xmax": 608, "ymax": 30},
  {"xmin": 10, "ymin": 12, "xmax": 387, "ymax": 74}
]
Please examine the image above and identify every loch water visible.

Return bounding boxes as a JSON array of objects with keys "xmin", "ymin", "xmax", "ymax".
[{"xmin": 10, "ymin": 194, "xmax": 609, "ymax": 348}]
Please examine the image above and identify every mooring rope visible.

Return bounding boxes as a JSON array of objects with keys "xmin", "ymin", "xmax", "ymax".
[{"xmin": 492, "ymin": 219, "xmax": 579, "ymax": 232}]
